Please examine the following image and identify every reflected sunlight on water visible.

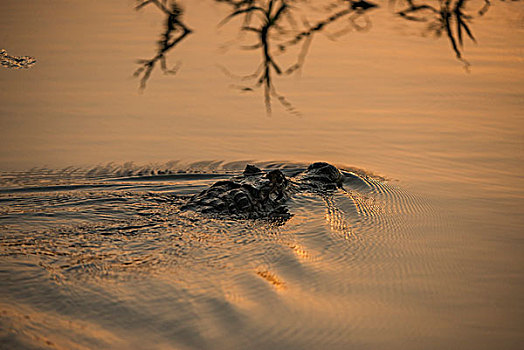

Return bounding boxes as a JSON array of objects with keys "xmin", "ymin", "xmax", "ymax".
[{"xmin": 1, "ymin": 0, "xmax": 523, "ymax": 349}]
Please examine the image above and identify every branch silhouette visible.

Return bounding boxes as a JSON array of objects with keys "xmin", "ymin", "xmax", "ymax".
[
  {"xmin": 134, "ymin": 0, "xmax": 192, "ymax": 90},
  {"xmin": 133, "ymin": 0, "xmax": 517, "ymax": 113},
  {"xmin": 217, "ymin": 0, "xmax": 378, "ymax": 115},
  {"xmin": 391, "ymin": 0, "xmax": 493, "ymax": 66}
]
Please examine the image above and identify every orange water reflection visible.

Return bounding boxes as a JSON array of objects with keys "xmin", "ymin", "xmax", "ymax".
[{"xmin": 1, "ymin": 0, "xmax": 523, "ymax": 349}]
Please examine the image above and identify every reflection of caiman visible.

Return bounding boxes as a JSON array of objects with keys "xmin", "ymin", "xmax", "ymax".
[{"xmin": 182, "ymin": 162, "xmax": 357, "ymax": 219}]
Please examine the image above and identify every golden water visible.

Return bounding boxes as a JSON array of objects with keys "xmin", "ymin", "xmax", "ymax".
[{"xmin": 1, "ymin": 1, "xmax": 523, "ymax": 349}]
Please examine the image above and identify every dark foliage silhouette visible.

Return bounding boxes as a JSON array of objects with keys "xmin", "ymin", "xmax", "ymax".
[
  {"xmin": 391, "ymin": 0, "xmax": 493, "ymax": 66},
  {"xmin": 134, "ymin": 0, "xmax": 516, "ymax": 113},
  {"xmin": 215, "ymin": 0, "xmax": 379, "ymax": 114},
  {"xmin": 134, "ymin": 0, "xmax": 192, "ymax": 89}
]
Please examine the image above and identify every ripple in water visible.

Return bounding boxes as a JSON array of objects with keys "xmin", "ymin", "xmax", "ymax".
[{"xmin": 0, "ymin": 161, "xmax": 445, "ymax": 349}]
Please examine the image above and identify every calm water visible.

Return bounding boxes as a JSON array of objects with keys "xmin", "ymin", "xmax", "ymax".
[{"xmin": 1, "ymin": 0, "xmax": 523, "ymax": 349}]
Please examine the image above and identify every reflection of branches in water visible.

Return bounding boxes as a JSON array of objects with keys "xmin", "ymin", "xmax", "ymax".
[
  {"xmin": 133, "ymin": 0, "xmax": 516, "ymax": 114},
  {"xmin": 219, "ymin": 0, "xmax": 295, "ymax": 115},
  {"xmin": 278, "ymin": 1, "xmax": 379, "ymax": 60},
  {"xmin": 216, "ymin": 0, "xmax": 258, "ymax": 28},
  {"xmin": 217, "ymin": 0, "xmax": 378, "ymax": 115},
  {"xmin": 134, "ymin": 0, "xmax": 192, "ymax": 89},
  {"xmin": 392, "ymin": 0, "xmax": 492, "ymax": 66}
]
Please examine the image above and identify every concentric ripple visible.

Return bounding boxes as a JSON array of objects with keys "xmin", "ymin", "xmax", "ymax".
[{"xmin": 0, "ymin": 161, "xmax": 443, "ymax": 350}]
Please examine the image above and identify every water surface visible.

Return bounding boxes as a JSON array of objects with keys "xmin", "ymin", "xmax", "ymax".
[{"xmin": 1, "ymin": 0, "xmax": 523, "ymax": 349}]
